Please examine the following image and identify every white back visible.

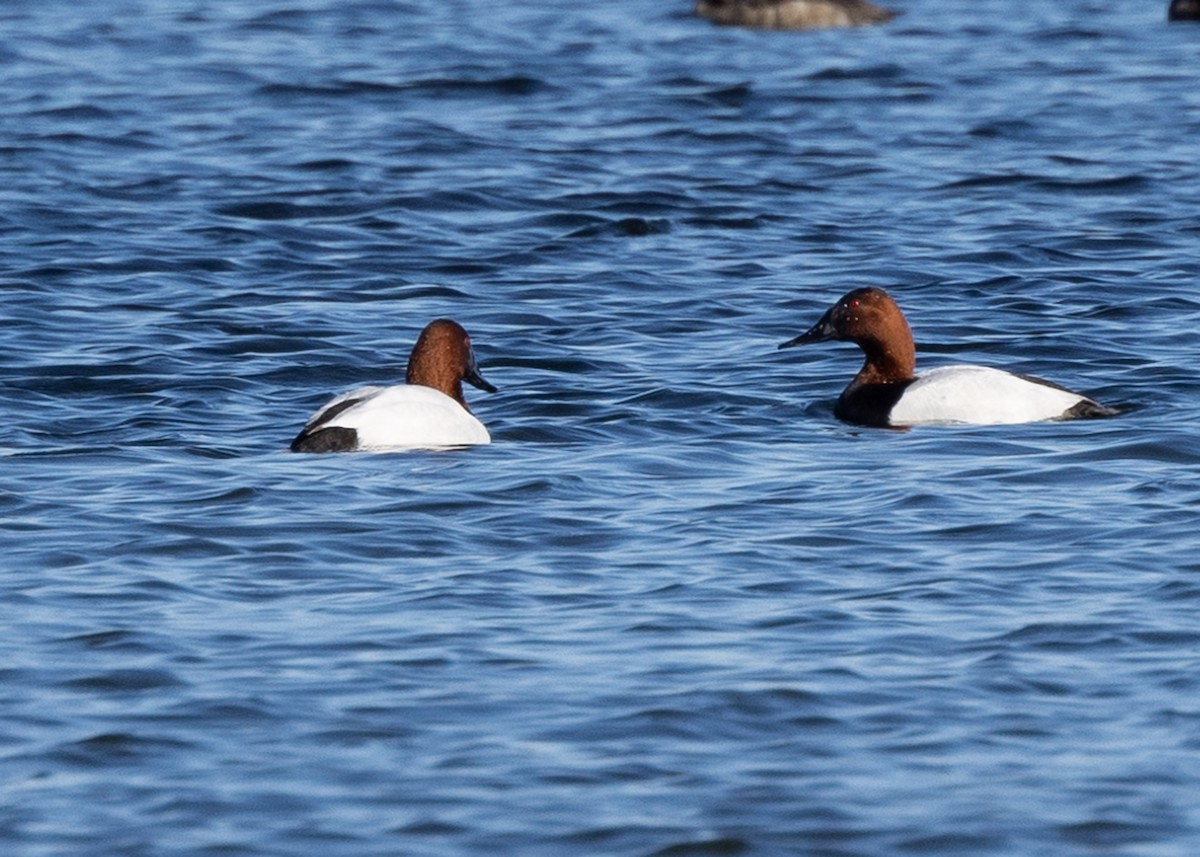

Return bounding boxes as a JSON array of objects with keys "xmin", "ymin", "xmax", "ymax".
[
  {"xmin": 321, "ymin": 384, "xmax": 490, "ymax": 449},
  {"xmin": 888, "ymin": 365, "xmax": 1086, "ymax": 426}
]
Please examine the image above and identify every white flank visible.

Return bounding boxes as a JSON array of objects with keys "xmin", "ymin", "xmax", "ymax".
[
  {"xmin": 320, "ymin": 384, "xmax": 490, "ymax": 449},
  {"xmin": 888, "ymin": 365, "xmax": 1086, "ymax": 426}
]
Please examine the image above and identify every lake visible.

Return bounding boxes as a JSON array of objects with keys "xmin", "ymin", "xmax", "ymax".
[{"xmin": 2, "ymin": 1, "xmax": 1200, "ymax": 855}]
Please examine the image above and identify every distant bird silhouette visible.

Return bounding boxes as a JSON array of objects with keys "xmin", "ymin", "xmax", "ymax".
[
  {"xmin": 1169, "ymin": 0, "xmax": 1200, "ymax": 20},
  {"xmin": 696, "ymin": 0, "xmax": 896, "ymax": 30}
]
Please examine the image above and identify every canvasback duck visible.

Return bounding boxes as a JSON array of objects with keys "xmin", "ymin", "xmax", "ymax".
[
  {"xmin": 1169, "ymin": 0, "xmax": 1200, "ymax": 21},
  {"xmin": 778, "ymin": 287, "xmax": 1117, "ymax": 427},
  {"xmin": 290, "ymin": 319, "xmax": 495, "ymax": 453},
  {"xmin": 695, "ymin": 0, "xmax": 897, "ymax": 30}
]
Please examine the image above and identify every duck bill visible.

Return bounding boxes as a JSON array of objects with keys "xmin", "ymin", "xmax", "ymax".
[
  {"xmin": 465, "ymin": 354, "xmax": 497, "ymax": 393},
  {"xmin": 778, "ymin": 309, "xmax": 836, "ymax": 349},
  {"xmin": 467, "ymin": 369, "xmax": 497, "ymax": 393}
]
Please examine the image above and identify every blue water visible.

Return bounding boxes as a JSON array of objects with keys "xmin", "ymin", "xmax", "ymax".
[{"xmin": 3, "ymin": 1, "xmax": 1200, "ymax": 855}]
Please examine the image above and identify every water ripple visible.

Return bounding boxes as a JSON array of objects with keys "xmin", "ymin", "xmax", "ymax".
[{"xmin": 2, "ymin": 1, "xmax": 1200, "ymax": 855}]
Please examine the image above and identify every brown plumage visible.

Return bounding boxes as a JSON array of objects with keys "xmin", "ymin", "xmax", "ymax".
[
  {"xmin": 404, "ymin": 319, "xmax": 495, "ymax": 410},
  {"xmin": 695, "ymin": 0, "xmax": 897, "ymax": 30}
]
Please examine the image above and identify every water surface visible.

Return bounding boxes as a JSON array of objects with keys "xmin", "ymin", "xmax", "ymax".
[{"xmin": 3, "ymin": 1, "xmax": 1200, "ymax": 855}]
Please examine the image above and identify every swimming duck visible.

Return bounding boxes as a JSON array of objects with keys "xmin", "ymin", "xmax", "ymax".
[
  {"xmin": 778, "ymin": 287, "xmax": 1117, "ymax": 427},
  {"xmin": 695, "ymin": 0, "xmax": 897, "ymax": 30},
  {"xmin": 290, "ymin": 319, "xmax": 495, "ymax": 452}
]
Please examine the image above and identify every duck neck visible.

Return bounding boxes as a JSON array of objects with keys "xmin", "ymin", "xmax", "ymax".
[
  {"xmin": 407, "ymin": 364, "xmax": 469, "ymax": 409},
  {"xmin": 856, "ymin": 337, "xmax": 916, "ymax": 385}
]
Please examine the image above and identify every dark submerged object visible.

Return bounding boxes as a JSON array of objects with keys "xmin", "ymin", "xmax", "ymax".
[
  {"xmin": 695, "ymin": 0, "xmax": 897, "ymax": 30},
  {"xmin": 1169, "ymin": 0, "xmax": 1200, "ymax": 21}
]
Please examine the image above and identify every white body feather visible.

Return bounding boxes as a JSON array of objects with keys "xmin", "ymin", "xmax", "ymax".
[
  {"xmin": 888, "ymin": 365, "xmax": 1089, "ymax": 426},
  {"xmin": 307, "ymin": 384, "xmax": 490, "ymax": 449}
]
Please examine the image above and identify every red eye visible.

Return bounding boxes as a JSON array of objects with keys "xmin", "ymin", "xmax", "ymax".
[{"xmin": 849, "ymin": 299, "xmax": 860, "ymax": 308}]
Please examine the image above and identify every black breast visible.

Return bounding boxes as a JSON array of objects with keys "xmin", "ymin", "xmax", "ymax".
[{"xmin": 834, "ymin": 380, "xmax": 914, "ymax": 427}]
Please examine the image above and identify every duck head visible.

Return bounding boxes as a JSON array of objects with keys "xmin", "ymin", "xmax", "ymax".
[
  {"xmin": 407, "ymin": 319, "xmax": 497, "ymax": 408},
  {"xmin": 779, "ymin": 287, "xmax": 917, "ymax": 384}
]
